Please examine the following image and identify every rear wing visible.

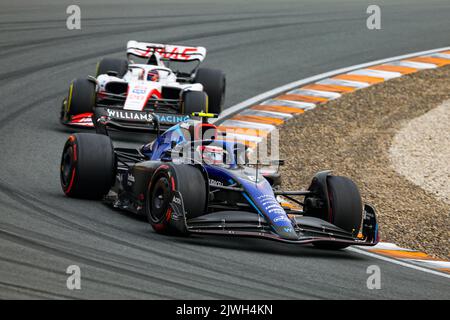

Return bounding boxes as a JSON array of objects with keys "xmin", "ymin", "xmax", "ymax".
[{"xmin": 126, "ymin": 40, "xmax": 206, "ymax": 62}]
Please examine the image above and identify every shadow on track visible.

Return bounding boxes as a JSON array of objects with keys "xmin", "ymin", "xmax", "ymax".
[{"xmin": 163, "ymin": 233, "xmax": 367, "ymax": 261}]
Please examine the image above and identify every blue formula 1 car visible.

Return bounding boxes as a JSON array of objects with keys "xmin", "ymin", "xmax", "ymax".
[{"xmin": 60, "ymin": 113, "xmax": 379, "ymax": 249}]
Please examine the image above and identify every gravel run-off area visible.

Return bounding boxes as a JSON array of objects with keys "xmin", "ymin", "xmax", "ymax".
[
  {"xmin": 279, "ymin": 66, "xmax": 450, "ymax": 259},
  {"xmin": 390, "ymin": 100, "xmax": 450, "ymax": 205}
]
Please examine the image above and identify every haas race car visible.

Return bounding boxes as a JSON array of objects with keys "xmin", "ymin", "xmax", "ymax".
[
  {"xmin": 60, "ymin": 41, "xmax": 225, "ymax": 132},
  {"xmin": 60, "ymin": 113, "xmax": 379, "ymax": 249}
]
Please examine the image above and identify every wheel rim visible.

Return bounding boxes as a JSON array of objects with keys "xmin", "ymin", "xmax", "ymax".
[
  {"xmin": 150, "ymin": 176, "xmax": 171, "ymax": 222},
  {"xmin": 61, "ymin": 145, "xmax": 75, "ymax": 188}
]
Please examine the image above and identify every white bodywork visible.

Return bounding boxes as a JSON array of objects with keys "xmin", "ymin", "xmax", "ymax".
[
  {"xmin": 126, "ymin": 40, "xmax": 206, "ymax": 62},
  {"xmin": 96, "ymin": 41, "xmax": 206, "ymax": 111}
]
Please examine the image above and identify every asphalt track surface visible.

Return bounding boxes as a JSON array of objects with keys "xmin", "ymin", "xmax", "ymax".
[{"xmin": 0, "ymin": 0, "xmax": 449, "ymax": 299}]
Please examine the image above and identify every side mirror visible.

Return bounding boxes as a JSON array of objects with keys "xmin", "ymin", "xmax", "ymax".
[{"xmin": 107, "ymin": 71, "xmax": 118, "ymax": 77}]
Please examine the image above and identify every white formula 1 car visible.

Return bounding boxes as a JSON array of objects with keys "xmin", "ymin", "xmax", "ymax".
[{"xmin": 60, "ymin": 40, "xmax": 226, "ymax": 132}]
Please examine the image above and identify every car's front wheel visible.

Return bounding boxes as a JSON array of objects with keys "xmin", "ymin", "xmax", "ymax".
[
  {"xmin": 306, "ymin": 175, "xmax": 363, "ymax": 250},
  {"xmin": 182, "ymin": 91, "xmax": 208, "ymax": 115},
  {"xmin": 61, "ymin": 78, "xmax": 96, "ymax": 122}
]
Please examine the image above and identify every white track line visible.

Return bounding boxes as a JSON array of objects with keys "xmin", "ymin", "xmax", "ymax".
[
  {"xmin": 348, "ymin": 247, "xmax": 450, "ymax": 279},
  {"xmin": 368, "ymin": 242, "xmax": 416, "ymax": 251},
  {"xmin": 218, "ymin": 46, "xmax": 450, "ymax": 120},
  {"xmin": 407, "ymin": 259, "xmax": 450, "ymax": 269}
]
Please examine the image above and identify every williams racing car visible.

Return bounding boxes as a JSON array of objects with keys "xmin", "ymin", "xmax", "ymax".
[
  {"xmin": 60, "ymin": 40, "xmax": 226, "ymax": 132},
  {"xmin": 60, "ymin": 113, "xmax": 379, "ymax": 249}
]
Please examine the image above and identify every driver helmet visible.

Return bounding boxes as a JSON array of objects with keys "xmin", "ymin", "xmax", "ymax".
[
  {"xmin": 196, "ymin": 145, "xmax": 226, "ymax": 165},
  {"xmin": 147, "ymin": 69, "xmax": 159, "ymax": 82}
]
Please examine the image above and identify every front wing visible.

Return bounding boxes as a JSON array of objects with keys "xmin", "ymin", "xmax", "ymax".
[
  {"xmin": 181, "ymin": 205, "xmax": 379, "ymax": 246},
  {"xmin": 64, "ymin": 107, "xmax": 190, "ymax": 132}
]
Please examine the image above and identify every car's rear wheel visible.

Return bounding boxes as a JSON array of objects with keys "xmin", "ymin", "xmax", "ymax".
[
  {"xmin": 60, "ymin": 133, "xmax": 116, "ymax": 199},
  {"xmin": 182, "ymin": 91, "xmax": 208, "ymax": 115},
  {"xmin": 96, "ymin": 57, "xmax": 129, "ymax": 77},
  {"xmin": 312, "ymin": 175, "xmax": 363, "ymax": 250},
  {"xmin": 194, "ymin": 68, "xmax": 226, "ymax": 115},
  {"xmin": 146, "ymin": 164, "xmax": 207, "ymax": 234}
]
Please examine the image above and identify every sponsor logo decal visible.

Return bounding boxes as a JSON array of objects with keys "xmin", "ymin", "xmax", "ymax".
[
  {"xmin": 106, "ymin": 109, "xmax": 154, "ymax": 122},
  {"xmin": 283, "ymin": 226, "xmax": 293, "ymax": 233},
  {"xmin": 172, "ymin": 195, "xmax": 182, "ymax": 205},
  {"xmin": 155, "ymin": 114, "xmax": 190, "ymax": 124},
  {"xmin": 209, "ymin": 179, "xmax": 224, "ymax": 187},
  {"xmin": 171, "ymin": 192, "xmax": 184, "ymax": 221},
  {"xmin": 73, "ymin": 117, "xmax": 92, "ymax": 123},
  {"xmin": 106, "ymin": 109, "xmax": 189, "ymax": 124},
  {"xmin": 256, "ymin": 194, "xmax": 291, "ymax": 226},
  {"xmin": 273, "ymin": 216, "xmax": 290, "ymax": 223},
  {"xmin": 127, "ymin": 174, "xmax": 135, "ymax": 186},
  {"xmin": 132, "ymin": 88, "xmax": 146, "ymax": 95},
  {"xmin": 140, "ymin": 47, "xmax": 198, "ymax": 60}
]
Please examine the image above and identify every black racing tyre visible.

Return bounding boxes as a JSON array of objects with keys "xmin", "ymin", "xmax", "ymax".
[
  {"xmin": 146, "ymin": 164, "xmax": 207, "ymax": 234},
  {"xmin": 65, "ymin": 78, "xmax": 96, "ymax": 117},
  {"xmin": 96, "ymin": 57, "xmax": 129, "ymax": 77},
  {"xmin": 60, "ymin": 133, "xmax": 116, "ymax": 199},
  {"xmin": 182, "ymin": 91, "xmax": 208, "ymax": 115},
  {"xmin": 313, "ymin": 176, "xmax": 363, "ymax": 250},
  {"xmin": 327, "ymin": 176, "xmax": 363, "ymax": 233},
  {"xmin": 194, "ymin": 68, "xmax": 226, "ymax": 115}
]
